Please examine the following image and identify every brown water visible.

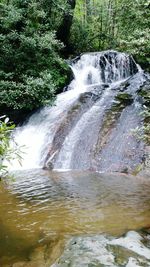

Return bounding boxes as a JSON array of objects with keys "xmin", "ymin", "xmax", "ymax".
[{"xmin": 0, "ymin": 169, "xmax": 150, "ymax": 265}]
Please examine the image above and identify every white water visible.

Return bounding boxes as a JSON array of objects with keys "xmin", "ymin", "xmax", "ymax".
[
  {"xmin": 9, "ymin": 90, "xmax": 84, "ymax": 170},
  {"xmin": 54, "ymin": 86, "xmax": 112, "ymax": 170},
  {"xmin": 8, "ymin": 51, "xmax": 139, "ymax": 170}
]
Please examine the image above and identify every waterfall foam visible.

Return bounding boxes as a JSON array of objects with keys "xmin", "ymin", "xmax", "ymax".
[{"xmin": 8, "ymin": 51, "xmax": 145, "ymax": 171}]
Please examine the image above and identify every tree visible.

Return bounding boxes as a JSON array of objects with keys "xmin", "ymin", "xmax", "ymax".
[
  {"xmin": 0, "ymin": 0, "xmax": 71, "ymax": 116},
  {"xmin": 57, "ymin": 0, "xmax": 76, "ymax": 52},
  {"xmin": 118, "ymin": 0, "xmax": 150, "ymax": 71}
]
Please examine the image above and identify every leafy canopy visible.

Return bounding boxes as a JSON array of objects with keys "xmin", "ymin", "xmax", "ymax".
[{"xmin": 70, "ymin": 0, "xmax": 150, "ymax": 71}]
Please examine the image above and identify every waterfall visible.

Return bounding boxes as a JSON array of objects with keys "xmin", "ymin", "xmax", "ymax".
[{"xmin": 9, "ymin": 51, "xmax": 146, "ymax": 172}]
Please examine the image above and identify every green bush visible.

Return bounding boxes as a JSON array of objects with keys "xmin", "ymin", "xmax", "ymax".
[
  {"xmin": 0, "ymin": 116, "xmax": 21, "ymax": 177},
  {"xmin": 0, "ymin": 1, "xmax": 70, "ymax": 112}
]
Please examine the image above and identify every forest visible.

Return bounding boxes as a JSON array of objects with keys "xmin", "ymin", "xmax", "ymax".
[{"xmin": 0, "ymin": 0, "xmax": 150, "ymax": 118}]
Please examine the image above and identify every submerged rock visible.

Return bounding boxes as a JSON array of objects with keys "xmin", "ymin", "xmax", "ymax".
[{"xmin": 8, "ymin": 239, "xmax": 65, "ymax": 267}]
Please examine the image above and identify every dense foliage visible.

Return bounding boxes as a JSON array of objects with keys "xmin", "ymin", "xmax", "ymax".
[{"xmin": 0, "ymin": 0, "xmax": 70, "ymax": 112}]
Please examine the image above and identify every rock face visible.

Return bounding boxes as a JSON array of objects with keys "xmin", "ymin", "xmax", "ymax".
[{"xmin": 52, "ymin": 230, "xmax": 150, "ymax": 267}]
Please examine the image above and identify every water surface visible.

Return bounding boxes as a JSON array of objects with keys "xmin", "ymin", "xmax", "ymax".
[{"xmin": 0, "ymin": 170, "xmax": 150, "ymax": 265}]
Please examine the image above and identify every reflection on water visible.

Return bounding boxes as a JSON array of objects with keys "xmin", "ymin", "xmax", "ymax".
[{"xmin": 0, "ymin": 169, "xmax": 150, "ymax": 265}]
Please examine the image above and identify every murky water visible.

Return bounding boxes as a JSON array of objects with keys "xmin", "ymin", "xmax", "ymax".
[{"xmin": 0, "ymin": 170, "xmax": 150, "ymax": 265}]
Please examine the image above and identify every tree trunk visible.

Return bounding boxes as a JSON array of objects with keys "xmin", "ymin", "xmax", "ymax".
[{"xmin": 57, "ymin": 0, "xmax": 76, "ymax": 51}]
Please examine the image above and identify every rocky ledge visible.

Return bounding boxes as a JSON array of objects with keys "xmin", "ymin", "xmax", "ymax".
[{"xmin": 52, "ymin": 230, "xmax": 150, "ymax": 267}]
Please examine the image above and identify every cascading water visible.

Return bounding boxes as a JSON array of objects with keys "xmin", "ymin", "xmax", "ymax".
[{"xmin": 9, "ymin": 51, "xmax": 147, "ymax": 172}]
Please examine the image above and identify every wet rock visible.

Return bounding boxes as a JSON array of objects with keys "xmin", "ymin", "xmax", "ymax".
[
  {"xmin": 52, "ymin": 231, "xmax": 150, "ymax": 267},
  {"xmin": 138, "ymin": 76, "xmax": 150, "ymax": 107},
  {"xmin": 138, "ymin": 146, "xmax": 150, "ymax": 177},
  {"xmin": 79, "ymin": 84, "xmax": 107, "ymax": 103},
  {"xmin": 141, "ymin": 228, "xmax": 150, "ymax": 236},
  {"xmin": 108, "ymin": 245, "xmax": 137, "ymax": 265},
  {"xmin": 115, "ymin": 93, "xmax": 133, "ymax": 105},
  {"xmin": 92, "ymin": 96, "xmax": 143, "ymax": 173},
  {"xmin": 139, "ymin": 169, "xmax": 150, "ymax": 178},
  {"xmin": 69, "ymin": 55, "xmax": 81, "ymax": 65},
  {"xmin": 52, "ymin": 235, "xmax": 115, "ymax": 267},
  {"xmin": 126, "ymin": 257, "xmax": 144, "ymax": 267},
  {"xmin": 138, "ymin": 90, "xmax": 150, "ymax": 107},
  {"xmin": 109, "ymin": 231, "xmax": 150, "ymax": 260},
  {"xmin": 111, "ymin": 80, "xmax": 130, "ymax": 92}
]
